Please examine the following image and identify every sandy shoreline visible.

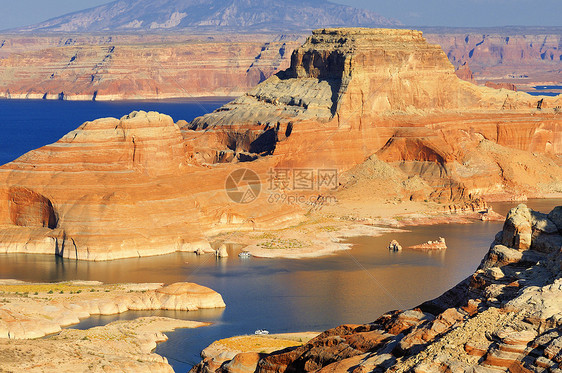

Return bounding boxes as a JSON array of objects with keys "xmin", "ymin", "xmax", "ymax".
[{"xmin": 214, "ymin": 200, "xmax": 505, "ymax": 260}]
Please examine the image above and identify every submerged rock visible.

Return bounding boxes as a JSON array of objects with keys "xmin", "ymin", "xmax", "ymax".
[
  {"xmin": 216, "ymin": 244, "xmax": 229, "ymax": 258},
  {"xmin": 409, "ymin": 237, "xmax": 447, "ymax": 251},
  {"xmin": 388, "ymin": 239, "xmax": 402, "ymax": 252}
]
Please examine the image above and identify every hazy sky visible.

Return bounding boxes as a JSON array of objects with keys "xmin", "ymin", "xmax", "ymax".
[{"xmin": 0, "ymin": 0, "xmax": 560, "ymax": 30}]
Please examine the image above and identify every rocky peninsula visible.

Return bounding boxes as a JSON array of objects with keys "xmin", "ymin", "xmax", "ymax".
[
  {"xmin": 0, "ymin": 28, "xmax": 560, "ymax": 261},
  {"xmin": 191, "ymin": 204, "xmax": 562, "ymax": 372},
  {"xmin": 0, "ymin": 280, "xmax": 225, "ymax": 372}
]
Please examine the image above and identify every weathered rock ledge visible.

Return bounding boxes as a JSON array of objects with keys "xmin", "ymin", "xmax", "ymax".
[
  {"xmin": 191, "ymin": 204, "xmax": 562, "ymax": 372},
  {"xmin": 0, "ymin": 316, "xmax": 207, "ymax": 373},
  {"xmin": 0, "ymin": 281, "xmax": 225, "ymax": 372},
  {"xmin": 0, "ymin": 281, "xmax": 225, "ymax": 339}
]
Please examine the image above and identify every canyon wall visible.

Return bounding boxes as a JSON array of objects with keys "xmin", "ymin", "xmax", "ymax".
[
  {"xmin": 0, "ymin": 28, "xmax": 560, "ymax": 261},
  {"xmin": 0, "ymin": 28, "xmax": 561, "ymax": 100},
  {"xmin": 425, "ymin": 29, "xmax": 562, "ymax": 92},
  {"xmin": 0, "ymin": 33, "xmax": 304, "ymax": 100}
]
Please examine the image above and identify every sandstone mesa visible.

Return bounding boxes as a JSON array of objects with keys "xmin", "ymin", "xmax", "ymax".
[
  {"xmin": 0, "ymin": 33, "xmax": 302, "ymax": 100},
  {"xmin": 0, "ymin": 28, "xmax": 560, "ymax": 260}
]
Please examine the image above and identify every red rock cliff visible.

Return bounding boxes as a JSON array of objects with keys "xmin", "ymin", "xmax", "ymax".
[
  {"xmin": 0, "ymin": 34, "xmax": 303, "ymax": 100},
  {"xmin": 1, "ymin": 29, "xmax": 561, "ymax": 100}
]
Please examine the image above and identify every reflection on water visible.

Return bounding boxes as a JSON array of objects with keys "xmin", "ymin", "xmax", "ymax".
[
  {"xmin": 0, "ymin": 199, "xmax": 560, "ymax": 371},
  {"xmin": 534, "ymin": 85, "xmax": 562, "ymax": 90},
  {"xmin": 68, "ymin": 308, "xmax": 226, "ymax": 331}
]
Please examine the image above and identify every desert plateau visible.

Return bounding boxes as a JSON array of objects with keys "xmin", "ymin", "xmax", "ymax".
[{"xmin": 0, "ymin": 0, "xmax": 561, "ymax": 372}]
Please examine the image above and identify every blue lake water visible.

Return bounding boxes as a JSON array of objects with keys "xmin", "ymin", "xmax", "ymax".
[
  {"xmin": 0, "ymin": 99, "xmax": 560, "ymax": 372},
  {"xmin": 527, "ymin": 84, "xmax": 562, "ymax": 97},
  {"xmin": 0, "ymin": 221, "xmax": 505, "ymax": 370},
  {"xmin": 526, "ymin": 91, "xmax": 560, "ymax": 97},
  {"xmin": 0, "ymin": 98, "xmax": 230, "ymax": 165},
  {"xmin": 534, "ymin": 85, "xmax": 562, "ymax": 90},
  {"xmin": 1, "ymin": 204, "xmax": 560, "ymax": 372}
]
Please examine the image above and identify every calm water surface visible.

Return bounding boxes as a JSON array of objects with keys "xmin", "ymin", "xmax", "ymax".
[
  {"xmin": 0, "ymin": 98, "xmax": 230, "ymax": 165},
  {"xmin": 534, "ymin": 85, "xmax": 562, "ymax": 90},
  {"xmin": 527, "ymin": 84, "xmax": 562, "ymax": 97},
  {"xmin": 0, "ymin": 200, "xmax": 560, "ymax": 371},
  {"xmin": 0, "ymin": 100, "xmax": 560, "ymax": 372}
]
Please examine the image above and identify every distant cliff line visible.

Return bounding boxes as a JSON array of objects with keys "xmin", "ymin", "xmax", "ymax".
[{"xmin": 0, "ymin": 27, "xmax": 560, "ymax": 101}]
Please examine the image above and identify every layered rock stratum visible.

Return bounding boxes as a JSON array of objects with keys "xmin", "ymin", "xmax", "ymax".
[
  {"xmin": 426, "ymin": 28, "xmax": 562, "ymax": 90},
  {"xmin": 0, "ymin": 33, "xmax": 304, "ymax": 100},
  {"xmin": 0, "ymin": 316, "xmax": 203, "ymax": 373},
  {"xmin": 191, "ymin": 204, "xmax": 562, "ymax": 372},
  {"xmin": 0, "ymin": 28, "xmax": 560, "ymax": 260},
  {"xmin": 0, "ymin": 281, "xmax": 225, "ymax": 339},
  {"xmin": 0, "ymin": 28, "xmax": 560, "ymax": 100}
]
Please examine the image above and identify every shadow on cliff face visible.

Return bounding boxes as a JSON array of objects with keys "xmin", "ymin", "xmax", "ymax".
[
  {"xmin": 8, "ymin": 187, "xmax": 57, "ymax": 229},
  {"xmin": 184, "ymin": 48, "xmax": 350, "ymax": 164},
  {"xmin": 281, "ymin": 48, "xmax": 349, "ymax": 116}
]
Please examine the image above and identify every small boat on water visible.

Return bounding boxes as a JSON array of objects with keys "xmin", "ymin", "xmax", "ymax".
[
  {"xmin": 239, "ymin": 251, "xmax": 252, "ymax": 258},
  {"xmin": 255, "ymin": 329, "xmax": 270, "ymax": 335}
]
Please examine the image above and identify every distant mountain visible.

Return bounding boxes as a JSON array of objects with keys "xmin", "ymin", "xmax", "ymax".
[{"xmin": 12, "ymin": 0, "xmax": 401, "ymax": 33}]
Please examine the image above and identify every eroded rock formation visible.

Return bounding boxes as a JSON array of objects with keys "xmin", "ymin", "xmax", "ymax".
[
  {"xmin": 0, "ymin": 316, "xmax": 208, "ymax": 372},
  {"xmin": 186, "ymin": 28, "xmax": 562, "ymax": 200},
  {"xmin": 191, "ymin": 204, "xmax": 562, "ymax": 372},
  {"xmin": 454, "ymin": 61, "xmax": 475, "ymax": 83},
  {"xmin": 485, "ymin": 81, "xmax": 518, "ymax": 91},
  {"xmin": 0, "ymin": 28, "xmax": 560, "ymax": 260}
]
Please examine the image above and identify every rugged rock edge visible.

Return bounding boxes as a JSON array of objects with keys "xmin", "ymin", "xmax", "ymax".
[
  {"xmin": 0, "ymin": 281, "xmax": 225, "ymax": 339},
  {"xmin": 191, "ymin": 204, "xmax": 562, "ymax": 372}
]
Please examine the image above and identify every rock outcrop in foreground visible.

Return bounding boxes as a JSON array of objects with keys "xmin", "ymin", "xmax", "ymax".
[
  {"xmin": 0, "ymin": 317, "xmax": 205, "ymax": 373},
  {"xmin": 0, "ymin": 28, "xmax": 561, "ymax": 260},
  {"xmin": 0, "ymin": 281, "xmax": 225, "ymax": 339},
  {"xmin": 192, "ymin": 204, "xmax": 562, "ymax": 372},
  {"xmin": 0, "ymin": 281, "xmax": 225, "ymax": 372}
]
